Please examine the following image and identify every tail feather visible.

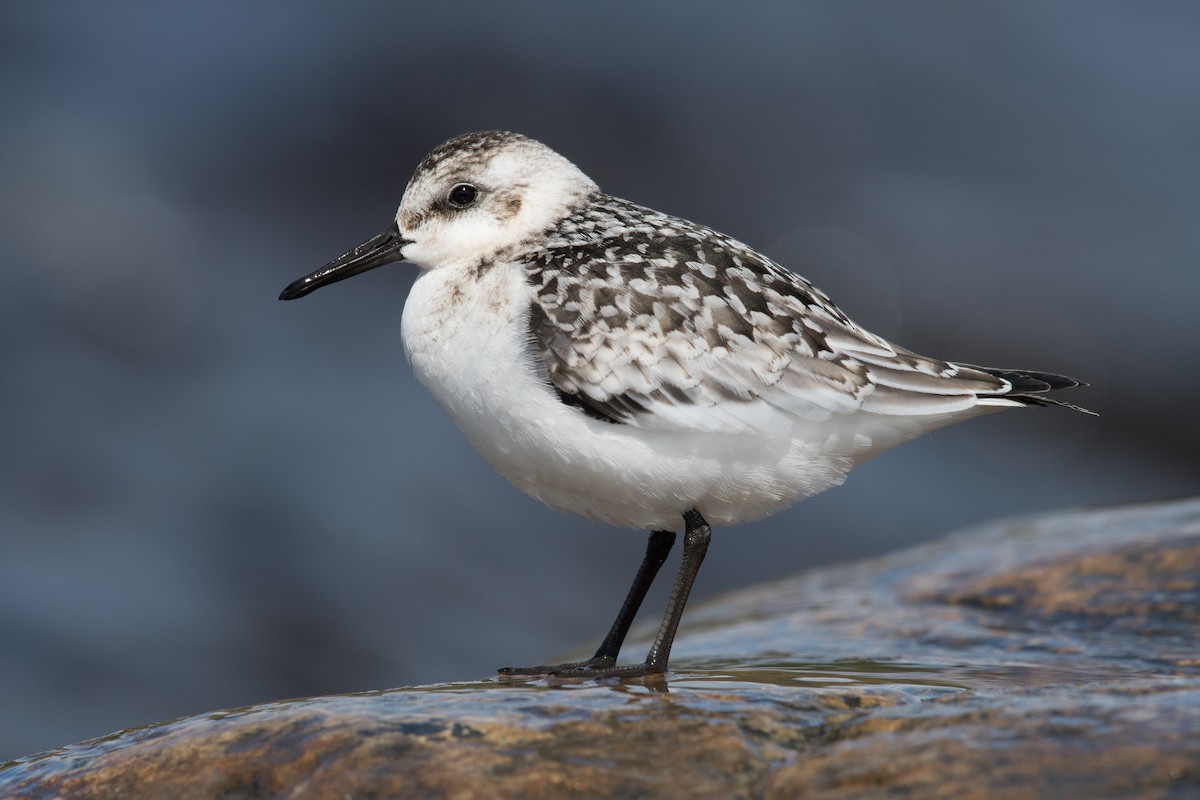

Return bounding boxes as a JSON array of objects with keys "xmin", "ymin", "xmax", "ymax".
[{"xmin": 961, "ymin": 365, "xmax": 1096, "ymax": 416}]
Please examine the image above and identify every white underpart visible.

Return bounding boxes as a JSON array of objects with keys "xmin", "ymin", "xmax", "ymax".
[{"xmin": 405, "ymin": 263, "xmax": 858, "ymax": 529}]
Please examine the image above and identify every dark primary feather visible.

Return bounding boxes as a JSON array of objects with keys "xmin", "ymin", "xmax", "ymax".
[{"xmin": 967, "ymin": 366, "xmax": 1095, "ymax": 414}]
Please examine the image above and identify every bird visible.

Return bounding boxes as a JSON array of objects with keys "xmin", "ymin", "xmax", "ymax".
[{"xmin": 279, "ymin": 130, "xmax": 1091, "ymax": 679}]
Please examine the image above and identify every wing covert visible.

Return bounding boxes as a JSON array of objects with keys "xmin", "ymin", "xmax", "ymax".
[{"xmin": 523, "ymin": 197, "xmax": 881, "ymax": 433}]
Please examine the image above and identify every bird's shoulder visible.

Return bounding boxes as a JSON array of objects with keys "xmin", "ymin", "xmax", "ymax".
[{"xmin": 518, "ymin": 195, "xmax": 926, "ymax": 430}]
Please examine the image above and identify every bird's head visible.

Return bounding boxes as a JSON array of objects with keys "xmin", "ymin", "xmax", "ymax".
[{"xmin": 279, "ymin": 131, "xmax": 597, "ymax": 300}]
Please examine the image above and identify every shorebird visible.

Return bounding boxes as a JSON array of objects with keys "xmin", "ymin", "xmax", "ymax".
[{"xmin": 280, "ymin": 131, "xmax": 1090, "ymax": 678}]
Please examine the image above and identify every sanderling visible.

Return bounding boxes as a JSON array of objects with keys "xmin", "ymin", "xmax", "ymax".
[{"xmin": 280, "ymin": 131, "xmax": 1091, "ymax": 678}]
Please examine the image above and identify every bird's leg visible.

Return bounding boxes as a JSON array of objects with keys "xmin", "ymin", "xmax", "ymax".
[
  {"xmin": 586, "ymin": 528, "xmax": 678, "ymax": 666},
  {"xmin": 636, "ymin": 508, "xmax": 710, "ymax": 674},
  {"xmin": 498, "ymin": 528, "xmax": 676, "ymax": 676},
  {"xmin": 500, "ymin": 510, "xmax": 711, "ymax": 679}
]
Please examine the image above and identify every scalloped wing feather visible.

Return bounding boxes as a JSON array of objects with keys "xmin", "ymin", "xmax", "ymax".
[{"xmin": 524, "ymin": 195, "xmax": 1087, "ymax": 433}]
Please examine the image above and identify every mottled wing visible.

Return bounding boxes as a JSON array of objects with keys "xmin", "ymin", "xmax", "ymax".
[{"xmin": 524, "ymin": 197, "xmax": 1041, "ymax": 433}]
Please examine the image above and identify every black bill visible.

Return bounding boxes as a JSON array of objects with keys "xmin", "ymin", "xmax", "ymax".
[{"xmin": 279, "ymin": 223, "xmax": 412, "ymax": 300}]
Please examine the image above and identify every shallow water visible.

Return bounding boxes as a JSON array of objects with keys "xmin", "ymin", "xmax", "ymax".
[{"xmin": 4, "ymin": 501, "xmax": 1199, "ymax": 799}]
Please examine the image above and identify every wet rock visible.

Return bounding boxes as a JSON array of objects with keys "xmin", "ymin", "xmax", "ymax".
[{"xmin": 4, "ymin": 498, "xmax": 1199, "ymax": 799}]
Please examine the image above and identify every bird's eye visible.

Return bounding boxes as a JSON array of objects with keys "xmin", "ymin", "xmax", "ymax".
[{"xmin": 447, "ymin": 183, "xmax": 478, "ymax": 208}]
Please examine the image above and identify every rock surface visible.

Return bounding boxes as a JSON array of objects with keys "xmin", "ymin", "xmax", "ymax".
[{"xmin": 4, "ymin": 498, "xmax": 1199, "ymax": 799}]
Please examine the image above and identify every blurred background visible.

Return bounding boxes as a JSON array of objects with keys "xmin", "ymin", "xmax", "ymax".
[{"xmin": 2, "ymin": 1, "xmax": 1197, "ymax": 760}]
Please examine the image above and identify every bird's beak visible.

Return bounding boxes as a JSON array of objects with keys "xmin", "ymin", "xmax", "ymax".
[{"xmin": 279, "ymin": 223, "xmax": 413, "ymax": 300}]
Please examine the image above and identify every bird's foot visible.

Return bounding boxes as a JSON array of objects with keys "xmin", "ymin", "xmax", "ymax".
[{"xmin": 498, "ymin": 655, "xmax": 666, "ymax": 679}]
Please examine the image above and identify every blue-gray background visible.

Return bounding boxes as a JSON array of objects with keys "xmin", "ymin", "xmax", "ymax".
[{"xmin": 2, "ymin": 1, "xmax": 1197, "ymax": 760}]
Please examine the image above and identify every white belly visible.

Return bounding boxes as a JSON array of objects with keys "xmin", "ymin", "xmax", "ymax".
[{"xmin": 401, "ymin": 262, "xmax": 857, "ymax": 531}]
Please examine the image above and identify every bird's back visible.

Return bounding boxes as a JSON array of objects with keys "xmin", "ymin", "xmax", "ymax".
[{"xmin": 523, "ymin": 194, "xmax": 1088, "ymax": 443}]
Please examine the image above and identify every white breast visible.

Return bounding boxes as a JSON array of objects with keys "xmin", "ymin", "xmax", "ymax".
[{"xmin": 400, "ymin": 261, "xmax": 863, "ymax": 531}]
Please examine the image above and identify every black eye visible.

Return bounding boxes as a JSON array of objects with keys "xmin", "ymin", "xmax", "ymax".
[{"xmin": 447, "ymin": 183, "xmax": 478, "ymax": 208}]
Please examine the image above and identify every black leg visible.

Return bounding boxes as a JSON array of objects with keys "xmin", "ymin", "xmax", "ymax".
[
  {"xmin": 640, "ymin": 509, "xmax": 710, "ymax": 674},
  {"xmin": 499, "ymin": 529, "xmax": 675, "ymax": 676},
  {"xmin": 499, "ymin": 510, "xmax": 711, "ymax": 679},
  {"xmin": 590, "ymin": 528, "xmax": 677, "ymax": 663}
]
